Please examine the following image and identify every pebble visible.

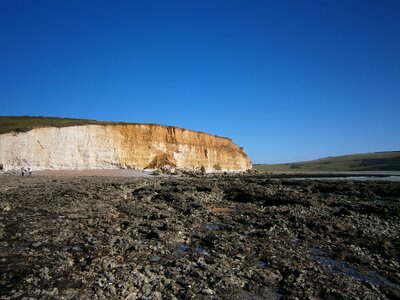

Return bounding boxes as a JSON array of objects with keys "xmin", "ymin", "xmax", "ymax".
[{"xmin": 203, "ymin": 288, "xmax": 215, "ymax": 295}]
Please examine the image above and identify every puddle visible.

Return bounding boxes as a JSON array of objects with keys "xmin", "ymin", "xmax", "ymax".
[
  {"xmin": 174, "ymin": 243, "xmax": 190, "ymax": 257},
  {"xmin": 194, "ymin": 247, "xmax": 208, "ymax": 254},
  {"xmin": 173, "ymin": 244, "xmax": 209, "ymax": 257},
  {"xmin": 256, "ymin": 258, "xmax": 269, "ymax": 268},
  {"xmin": 205, "ymin": 223, "xmax": 222, "ymax": 231},
  {"xmin": 311, "ymin": 248, "xmax": 400, "ymax": 290},
  {"xmin": 151, "ymin": 256, "xmax": 162, "ymax": 262},
  {"xmin": 71, "ymin": 245, "xmax": 84, "ymax": 252},
  {"xmin": 373, "ymin": 199, "xmax": 385, "ymax": 205},
  {"xmin": 251, "ymin": 253, "xmax": 269, "ymax": 268}
]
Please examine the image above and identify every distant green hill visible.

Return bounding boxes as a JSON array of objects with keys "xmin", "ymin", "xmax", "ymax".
[
  {"xmin": 0, "ymin": 116, "xmax": 106, "ymax": 135},
  {"xmin": 254, "ymin": 151, "xmax": 400, "ymax": 172}
]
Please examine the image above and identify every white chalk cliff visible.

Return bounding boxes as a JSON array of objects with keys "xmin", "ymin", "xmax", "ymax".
[{"xmin": 0, "ymin": 124, "xmax": 252, "ymax": 171}]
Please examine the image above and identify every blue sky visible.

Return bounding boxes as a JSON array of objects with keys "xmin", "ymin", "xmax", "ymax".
[{"xmin": 1, "ymin": 1, "xmax": 399, "ymax": 163}]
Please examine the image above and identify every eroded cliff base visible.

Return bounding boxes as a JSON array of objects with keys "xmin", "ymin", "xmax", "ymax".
[{"xmin": 0, "ymin": 175, "xmax": 399, "ymax": 299}]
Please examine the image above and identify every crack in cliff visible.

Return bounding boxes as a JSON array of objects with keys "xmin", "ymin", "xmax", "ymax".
[{"xmin": 37, "ymin": 140, "xmax": 45, "ymax": 150}]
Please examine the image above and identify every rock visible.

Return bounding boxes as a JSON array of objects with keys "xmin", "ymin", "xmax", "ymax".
[
  {"xmin": 109, "ymin": 285, "xmax": 116, "ymax": 294},
  {"xmin": 151, "ymin": 291, "xmax": 162, "ymax": 300},
  {"xmin": 0, "ymin": 175, "xmax": 398, "ymax": 300},
  {"xmin": 202, "ymin": 288, "xmax": 215, "ymax": 295},
  {"xmin": 1, "ymin": 203, "xmax": 11, "ymax": 211},
  {"xmin": 39, "ymin": 267, "xmax": 50, "ymax": 281},
  {"xmin": 152, "ymin": 170, "xmax": 162, "ymax": 176},
  {"xmin": 125, "ymin": 293, "xmax": 137, "ymax": 300},
  {"xmin": 41, "ymin": 288, "xmax": 58, "ymax": 297}
]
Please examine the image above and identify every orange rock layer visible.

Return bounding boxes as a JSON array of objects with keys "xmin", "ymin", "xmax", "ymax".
[
  {"xmin": 110, "ymin": 124, "xmax": 251, "ymax": 171},
  {"xmin": 0, "ymin": 123, "xmax": 252, "ymax": 171}
]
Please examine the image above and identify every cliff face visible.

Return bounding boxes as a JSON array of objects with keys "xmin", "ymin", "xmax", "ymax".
[{"xmin": 0, "ymin": 124, "xmax": 251, "ymax": 171}]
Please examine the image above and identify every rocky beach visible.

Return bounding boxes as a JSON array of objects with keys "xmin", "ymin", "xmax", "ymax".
[{"xmin": 0, "ymin": 174, "xmax": 399, "ymax": 299}]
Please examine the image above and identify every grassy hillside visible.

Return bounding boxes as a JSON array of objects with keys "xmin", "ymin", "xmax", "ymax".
[
  {"xmin": 254, "ymin": 151, "xmax": 400, "ymax": 172},
  {"xmin": 0, "ymin": 116, "xmax": 105, "ymax": 135}
]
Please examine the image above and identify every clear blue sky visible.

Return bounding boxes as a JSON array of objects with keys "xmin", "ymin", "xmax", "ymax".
[{"xmin": 1, "ymin": 1, "xmax": 399, "ymax": 163}]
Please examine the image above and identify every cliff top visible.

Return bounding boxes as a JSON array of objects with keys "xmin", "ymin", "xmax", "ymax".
[
  {"xmin": 0, "ymin": 116, "xmax": 100, "ymax": 135},
  {"xmin": 0, "ymin": 116, "xmax": 230, "ymax": 140}
]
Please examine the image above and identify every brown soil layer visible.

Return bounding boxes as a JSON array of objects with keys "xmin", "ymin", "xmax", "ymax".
[{"xmin": 0, "ymin": 175, "xmax": 399, "ymax": 299}]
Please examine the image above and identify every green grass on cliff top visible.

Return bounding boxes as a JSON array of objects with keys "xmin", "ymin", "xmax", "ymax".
[
  {"xmin": 0, "ymin": 116, "xmax": 228, "ymax": 139},
  {"xmin": 254, "ymin": 151, "xmax": 400, "ymax": 172},
  {"xmin": 0, "ymin": 116, "xmax": 105, "ymax": 135}
]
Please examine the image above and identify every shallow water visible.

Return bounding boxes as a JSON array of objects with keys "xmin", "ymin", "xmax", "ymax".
[
  {"xmin": 151, "ymin": 255, "xmax": 162, "ymax": 262},
  {"xmin": 256, "ymin": 258, "xmax": 269, "ymax": 268},
  {"xmin": 194, "ymin": 247, "xmax": 208, "ymax": 254},
  {"xmin": 205, "ymin": 223, "xmax": 222, "ymax": 231},
  {"xmin": 174, "ymin": 243, "xmax": 190, "ymax": 257},
  {"xmin": 311, "ymin": 248, "xmax": 400, "ymax": 290}
]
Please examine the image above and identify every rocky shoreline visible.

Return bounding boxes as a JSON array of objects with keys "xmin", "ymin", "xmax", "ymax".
[{"xmin": 0, "ymin": 174, "xmax": 399, "ymax": 299}]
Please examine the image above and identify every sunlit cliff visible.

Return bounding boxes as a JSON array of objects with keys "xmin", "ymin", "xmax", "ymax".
[{"xmin": 0, "ymin": 123, "xmax": 251, "ymax": 171}]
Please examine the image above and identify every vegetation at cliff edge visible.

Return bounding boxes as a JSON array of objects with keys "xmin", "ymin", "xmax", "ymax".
[{"xmin": 0, "ymin": 116, "xmax": 105, "ymax": 135}]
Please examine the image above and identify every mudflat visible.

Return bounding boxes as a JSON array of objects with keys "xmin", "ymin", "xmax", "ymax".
[{"xmin": 0, "ymin": 175, "xmax": 399, "ymax": 299}]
